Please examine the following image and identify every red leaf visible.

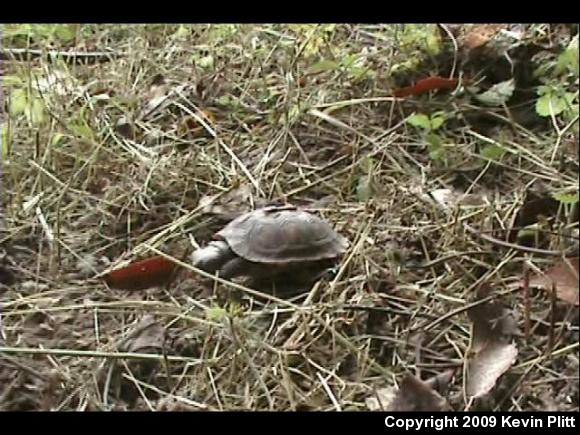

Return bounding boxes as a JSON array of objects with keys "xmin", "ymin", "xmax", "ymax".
[
  {"xmin": 392, "ymin": 76, "xmax": 459, "ymax": 98},
  {"xmin": 103, "ymin": 256, "xmax": 179, "ymax": 290}
]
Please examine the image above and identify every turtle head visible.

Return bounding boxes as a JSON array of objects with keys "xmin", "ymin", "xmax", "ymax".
[{"xmin": 191, "ymin": 240, "xmax": 233, "ymax": 274}]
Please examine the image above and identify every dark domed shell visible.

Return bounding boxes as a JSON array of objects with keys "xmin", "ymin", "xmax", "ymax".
[{"xmin": 216, "ymin": 206, "xmax": 349, "ymax": 263}]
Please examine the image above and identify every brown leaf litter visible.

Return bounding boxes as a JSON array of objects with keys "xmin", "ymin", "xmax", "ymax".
[
  {"xmin": 528, "ymin": 257, "xmax": 579, "ymax": 306},
  {"xmin": 465, "ymin": 289, "xmax": 520, "ymax": 399}
]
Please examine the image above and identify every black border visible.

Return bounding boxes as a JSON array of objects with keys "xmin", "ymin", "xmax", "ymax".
[
  {"xmin": 0, "ymin": 411, "xmax": 578, "ymax": 431},
  {"xmin": 0, "ymin": 2, "xmax": 579, "ymax": 23}
]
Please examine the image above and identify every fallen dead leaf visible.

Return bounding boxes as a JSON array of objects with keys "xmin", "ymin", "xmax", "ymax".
[
  {"xmin": 424, "ymin": 369, "xmax": 456, "ymax": 396},
  {"xmin": 31, "ymin": 69, "xmax": 80, "ymax": 97},
  {"xmin": 365, "ymin": 386, "xmax": 397, "ymax": 411},
  {"xmin": 137, "ymin": 73, "xmax": 171, "ymax": 121},
  {"xmin": 387, "ymin": 374, "xmax": 452, "ymax": 411},
  {"xmin": 366, "ymin": 373, "xmax": 452, "ymax": 411},
  {"xmin": 119, "ymin": 315, "xmax": 165, "ymax": 354},
  {"xmin": 466, "ymin": 341, "xmax": 518, "ymax": 398},
  {"xmin": 427, "ymin": 188, "xmax": 488, "ymax": 211},
  {"xmin": 475, "ymin": 79, "xmax": 516, "ymax": 106},
  {"xmin": 528, "ymin": 257, "xmax": 579, "ymax": 306},
  {"xmin": 466, "ymin": 289, "xmax": 519, "ymax": 398},
  {"xmin": 178, "ymin": 110, "xmax": 216, "ymax": 138},
  {"xmin": 75, "ymin": 254, "xmax": 101, "ymax": 278},
  {"xmin": 459, "ymin": 24, "xmax": 507, "ymax": 50},
  {"xmin": 115, "ymin": 116, "xmax": 135, "ymax": 140},
  {"xmin": 199, "ymin": 184, "xmax": 254, "ymax": 221}
]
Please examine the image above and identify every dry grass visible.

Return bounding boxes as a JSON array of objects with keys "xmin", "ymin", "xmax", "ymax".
[{"xmin": 0, "ymin": 24, "xmax": 578, "ymax": 411}]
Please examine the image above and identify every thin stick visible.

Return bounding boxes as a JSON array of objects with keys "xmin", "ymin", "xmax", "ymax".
[
  {"xmin": 523, "ymin": 265, "xmax": 531, "ymax": 341},
  {"xmin": 547, "ymin": 281, "xmax": 557, "ymax": 354},
  {"xmin": 0, "ymin": 346, "xmax": 212, "ymax": 364}
]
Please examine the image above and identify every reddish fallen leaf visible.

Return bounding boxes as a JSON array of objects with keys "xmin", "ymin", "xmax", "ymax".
[
  {"xmin": 103, "ymin": 256, "xmax": 178, "ymax": 290},
  {"xmin": 392, "ymin": 76, "xmax": 459, "ymax": 98},
  {"xmin": 528, "ymin": 257, "xmax": 579, "ymax": 306}
]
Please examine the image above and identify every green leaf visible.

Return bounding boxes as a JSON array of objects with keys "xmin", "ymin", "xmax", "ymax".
[
  {"xmin": 3, "ymin": 75, "xmax": 24, "ymax": 86},
  {"xmin": 51, "ymin": 133, "xmax": 66, "ymax": 146},
  {"xmin": 359, "ymin": 156, "xmax": 375, "ymax": 174},
  {"xmin": 399, "ymin": 24, "xmax": 441, "ymax": 56},
  {"xmin": 206, "ymin": 306, "xmax": 227, "ymax": 321},
  {"xmin": 341, "ymin": 54, "xmax": 360, "ymax": 68},
  {"xmin": 9, "ymin": 88, "xmax": 28, "ymax": 115},
  {"xmin": 1, "ymin": 125, "xmax": 11, "ymax": 160},
  {"xmin": 425, "ymin": 31, "xmax": 441, "ymax": 56},
  {"xmin": 536, "ymin": 85, "xmax": 551, "ymax": 96},
  {"xmin": 407, "ymin": 113, "xmax": 431, "ymax": 130},
  {"xmin": 427, "ymin": 133, "xmax": 445, "ymax": 161},
  {"xmin": 356, "ymin": 157, "xmax": 374, "ymax": 201},
  {"xmin": 535, "ymin": 91, "xmax": 575, "ymax": 117},
  {"xmin": 54, "ymin": 25, "xmax": 76, "ymax": 43},
  {"xmin": 552, "ymin": 191, "xmax": 579, "ymax": 205},
  {"xmin": 24, "ymin": 97, "xmax": 45, "ymax": 126},
  {"xmin": 3, "ymin": 24, "xmax": 34, "ymax": 38},
  {"xmin": 430, "ymin": 113, "xmax": 447, "ymax": 131},
  {"xmin": 288, "ymin": 104, "xmax": 302, "ymax": 124},
  {"xmin": 173, "ymin": 25, "xmax": 191, "ymax": 41},
  {"xmin": 91, "ymin": 93, "xmax": 111, "ymax": 104},
  {"xmin": 348, "ymin": 66, "xmax": 374, "ymax": 81},
  {"xmin": 480, "ymin": 143, "xmax": 507, "ymax": 161},
  {"xmin": 197, "ymin": 55, "xmax": 214, "ymax": 69},
  {"xmin": 555, "ymin": 35, "xmax": 579, "ymax": 76},
  {"xmin": 475, "ymin": 79, "xmax": 515, "ymax": 106},
  {"xmin": 70, "ymin": 122, "xmax": 94, "ymax": 140},
  {"xmin": 215, "ymin": 95, "xmax": 235, "ymax": 107},
  {"xmin": 356, "ymin": 175, "xmax": 373, "ymax": 202},
  {"xmin": 308, "ymin": 59, "xmax": 339, "ymax": 74}
]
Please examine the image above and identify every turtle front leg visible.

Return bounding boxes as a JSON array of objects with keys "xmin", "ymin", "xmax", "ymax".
[
  {"xmin": 191, "ymin": 240, "xmax": 235, "ymax": 274},
  {"xmin": 218, "ymin": 257, "xmax": 249, "ymax": 280}
]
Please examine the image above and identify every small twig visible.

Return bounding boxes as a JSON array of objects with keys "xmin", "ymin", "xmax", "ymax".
[
  {"xmin": 0, "ymin": 346, "xmax": 212, "ymax": 364},
  {"xmin": 523, "ymin": 265, "xmax": 531, "ymax": 341},
  {"xmin": 514, "ymin": 342, "xmax": 579, "ymax": 370},
  {"xmin": 409, "ymin": 250, "xmax": 493, "ymax": 269},
  {"xmin": 463, "ymin": 223, "xmax": 565, "ymax": 256},
  {"xmin": 547, "ymin": 281, "xmax": 557, "ymax": 353},
  {"xmin": 437, "ymin": 24, "xmax": 459, "ymax": 79},
  {"xmin": 316, "ymin": 372, "xmax": 342, "ymax": 411},
  {"xmin": 416, "ymin": 284, "xmax": 523, "ymax": 333}
]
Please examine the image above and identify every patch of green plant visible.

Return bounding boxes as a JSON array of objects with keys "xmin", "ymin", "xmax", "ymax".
[
  {"xmin": 3, "ymin": 24, "xmax": 76, "ymax": 46},
  {"xmin": 390, "ymin": 24, "xmax": 442, "ymax": 75},
  {"xmin": 535, "ymin": 85, "xmax": 577, "ymax": 118},
  {"xmin": 288, "ymin": 24, "xmax": 337, "ymax": 58},
  {"xmin": 533, "ymin": 33, "xmax": 579, "ymax": 121},
  {"xmin": 307, "ymin": 52, "xmax": 376, "ymax": 83},
  {"xmin": 1, "ymin": 125, "xmax": 11, "ymax": 160},
  {"xmin": 406, "ymin": 111, "xmax": 449, "ymax": 162},
  {"xmin": 8, "ymin": 86, "xmax": 46, "ymax": 127},
  {"xmin": 552, "ymin": 191, "xmax": 579, "ymax": 205}
]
